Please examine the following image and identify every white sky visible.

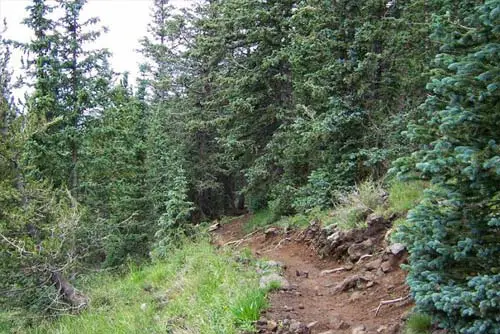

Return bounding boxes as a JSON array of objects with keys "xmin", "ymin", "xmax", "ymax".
[{"xmin": 0, "ymin": 0, "xmax": 191, "ymax": 97}]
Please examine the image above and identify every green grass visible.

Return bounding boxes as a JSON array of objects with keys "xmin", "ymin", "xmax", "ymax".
[
  {"xmin": 6, "ymin": 237, "xmax": 266, "ymax": 334},
  {"xmin": 404, "ymin": 313, "xmax": 432, "ymax": 334},
  {"xmin": 243, "ymin": 208, "xmax": 274, "ymax": 233},
  {"xmin": 387, "ymin": 180, "xmax": 427, "ymax": 214},
  {"xmin": 230, "ymin": 289, "xmax": 268, "ymax": 331},
  {"xmin": 329, "ymin": 180, "xmax": 385, "ymax": 230},
  {"xmin": 244, "ymin": 207, "xmax": 331, "ymax": 233}
]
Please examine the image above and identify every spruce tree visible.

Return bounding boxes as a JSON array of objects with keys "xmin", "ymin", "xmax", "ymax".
[
  {"xmin": 393, "ymin": 1, "xmax": 500, "ymax": 332},
  {"xmin": 82, "ymin": 74, "xmax": 150, "ymax": 266}
]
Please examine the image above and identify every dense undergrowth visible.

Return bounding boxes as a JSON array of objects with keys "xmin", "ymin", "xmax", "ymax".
[
  {"xmin": 0, "ymin": 236, "xmax": 267, "ymax": 334},
  {"xmin": 245, "ymin": 179, "xmax": 427, "ymax": 235}
]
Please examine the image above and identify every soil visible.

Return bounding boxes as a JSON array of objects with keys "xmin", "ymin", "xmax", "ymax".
[{"xmin": 212, "ymin": 215, "xmax": 412, "ymax": 334}]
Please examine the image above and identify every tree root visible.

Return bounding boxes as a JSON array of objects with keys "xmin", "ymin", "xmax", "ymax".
[
  {"xmin": 374, "ymin": 294, "xmax": 411, "ymax": 316},
  {"xmin": 223, "ymin": 230, "xmax": 260, "ymax": 247}
]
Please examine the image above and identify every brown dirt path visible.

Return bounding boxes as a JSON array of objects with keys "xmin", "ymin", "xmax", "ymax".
[{"xmin": 212, "ymin": 215, "xmax": 412, "ymax": 334}]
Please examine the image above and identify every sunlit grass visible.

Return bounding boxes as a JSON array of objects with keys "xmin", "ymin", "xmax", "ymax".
[
  {"xmin": 387, "ymin": 180, "xmax": 427, "ymax": 214},
  {"xmin": 21, "ymin": 237, "xmax": 265, "ymax": 334}
]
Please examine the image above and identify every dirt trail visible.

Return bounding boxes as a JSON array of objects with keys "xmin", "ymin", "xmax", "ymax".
[{"xmin": 213, "ymin": 215, "xmax": 412, "ymax": 334}]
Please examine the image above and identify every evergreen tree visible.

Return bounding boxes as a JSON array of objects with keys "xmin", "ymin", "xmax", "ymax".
[
  {"xmin": 0, "ymin": 23, "xmax": 87, "ymax": 314},
  {"xmin": 82, "ymin": 74, "xmax": 150, "ymax": 266},
  {"xmin": 139, "ymin": 0, "xmax": 195, "ymax": 252},
  {"xmin": 393, "ymin": 1, "xmax": 500, "ymax": 332},
  {"xmin": 21, "ymin": 0, "xmax": 111, "ymax": 195}
]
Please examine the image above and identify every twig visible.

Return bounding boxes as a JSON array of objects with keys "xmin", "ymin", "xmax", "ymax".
[
  {"xmin": 223, "ymin": 230, "xmax": 260, "ymax": 247},
  {"xmin": 319, "ymin": 267, "xmax": 346, "ymax": 276},
  {"xmin": 0, "ymin": 232, "xmax": 31, "ymax": 256},
  {"xmin": 261, "ymin": 237, "xmax": 291, "ymax": 253},
  {"xmin": 293, "ymin": 230, "xmax": 305, "ymax": 241},
  {"xmin": 374, "ymin": 294, "xmax": 411, "ymax": 316}
]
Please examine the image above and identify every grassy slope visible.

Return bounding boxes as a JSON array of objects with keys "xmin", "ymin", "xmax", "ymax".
[{"xmin": 4, "ymin": 236, "xmax": 266, "ymax": 334}]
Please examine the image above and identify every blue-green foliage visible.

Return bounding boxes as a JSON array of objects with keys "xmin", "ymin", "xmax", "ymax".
[{"xmin": 393, "ymin": 1, "xmax": 500, "ymax": 332}]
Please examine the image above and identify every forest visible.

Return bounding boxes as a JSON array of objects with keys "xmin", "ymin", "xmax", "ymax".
[{"xmin": 0, "ymin": 0, "xmax": 499, "ymax": 333}]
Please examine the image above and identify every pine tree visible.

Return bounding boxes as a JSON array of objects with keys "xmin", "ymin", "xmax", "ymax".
[
  {"xmin": 21, "ymin": 0, "xmax": 111, "ymax": 195},
  {"xmin": 0, "ymin": 22, "xmax": 88, "ymax": 314},
  {"xmin": 139, "ymin": 0, "xmax": 195, "ymax": 252},
  {"xmin": 82, "ymin": 74, "xmax": 150, "ymax": 266},
  {"xmin": 393, "ymin": 1, "xmax": 500, "ymax": 332}
]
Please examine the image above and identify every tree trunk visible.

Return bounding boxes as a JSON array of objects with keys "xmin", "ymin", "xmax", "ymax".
[{"xmin": 50, "ymin": 271, "xmax": 88, "ymax": 310}]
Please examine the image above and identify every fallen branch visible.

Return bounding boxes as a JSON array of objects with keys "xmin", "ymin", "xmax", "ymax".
[
  {"xmin": 223, "ymin": 230, "xmax": 260, "ymax": 247},
  {"xmin": 374, "ymin": 294, "xmax": 411, "ymax": 316},
  {"xmin": 262, "ymin": 237, "xmax": 291, "ymax": 253},
  {"xmin": 274, "ymin": 237, "xmax": 291, "ymax": 249},
  {"xmin": 320, "ymin": 267, "xmax": 347, "ymax": 276},
  {"xmin": 293, "ymin": 230, "xmax": 306, "ymax": 241}
]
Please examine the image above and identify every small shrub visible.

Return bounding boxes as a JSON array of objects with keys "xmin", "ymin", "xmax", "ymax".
[
  {"xmin": 230, "ymin": 289, "xmax": 268, "ymax": 329},
  {"xmin": 330, "ymin": 180, "xmax": 385, "ymax": 230},
  {"xmin": 265, "ymin": 280, "xmax": 282, "ymax": 292},
  {"xmin": 405, "ymin": 313, "xmax": 432, "ymax": 334},
  {"xmin": 275, "ymin": 208, "xmax": 330, "ymax": 230}
]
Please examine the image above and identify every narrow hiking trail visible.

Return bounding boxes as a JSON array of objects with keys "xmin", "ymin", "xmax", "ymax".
[{"xmin": 212, "ymin": 215, "xmax": 412, "ymax": 334}]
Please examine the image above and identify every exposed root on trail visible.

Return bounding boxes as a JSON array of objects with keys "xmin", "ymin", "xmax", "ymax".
[
  {"xmin": 319, "ymin": 267, "xmax": 348, "ymax": 276},
  {"xmin": 211, "ymin": 214, "xmax": 412, "ymax": 333},
  {"xmin": 374, "ymin": 294, "xmax": 411, "ymax": 317},
  {"xmin": 222, "ymin": 230, "xmax": 260, "ymax": 247}
]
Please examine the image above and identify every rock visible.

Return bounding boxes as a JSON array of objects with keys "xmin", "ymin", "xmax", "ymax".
[
  {"xmin": 388, "ymin": 243, "xmax": 406, "ymax": 256},
  {"xmin": 256, "ymin": 319, "xmax": 268, "ymax": 326},
  {"xmin": 296, "ymin": 270, "xmax": 309, "ymax": 278},
  {"xmin": 377, "ymin": 325, "xmax": 388, "ymax": 333},
  {"xmin": 208, "ymin": 222, "xmax": 220, "ymax": 232},
  {"xmin": 329, "ymin": 317, "xmax": 350, "ymax": 330},
  {"xmin": 331, "ymin": 275, "xmax": 372, "ymax": 294},
  {"xmin": 318, "ymin": 331, "xmax": 335, "ymax": 334},
  {"xmin": 267, "ymin": 320, "xmax": 278, "ymax": 331},
  {"xmin": 347, "ymin": 239, "xmax": 373, "ymax": 261},
  {"xmin": 265, "ymin": 227, "xmax": 279, "ymax": 239},
  {"xmin": 352, "ymin": 325, "xmax": 367, "ymax": 334},
  {"xmin": 364, "ymin": 258, "xmax": 382, "ymax": 271},
  {"xmin": 381, "ymin": 260, "xmax": 393, "ymax": 273},
  {"xmin": 344, "ymin": 262, "xmax": 354, "ymax": 270},
  {"xmin": 366, "ymin": 281, "xmax": 375, "ymax": 288},
  {"xmin": 140, "ymin": 303, "xmax": 147, "ymax": 311},
  {"xmin": 259, "ymin": 273, "xmax": 290, "ymax": 290},
  {"xmin": 307, "ymin": 321, "xmax": 318, "ymax": 329},
  {"xmin": 349, "ymin": 291, "xmax": 362, "ymax": 302},
  {"xmin": 367, "ymin": 214, "xmax": 384, "ymax": 227},
  {"xmin": 299, "ymin": 304, "xmax": 305, "ymax": 309},
  {"xmin": 289, "ymin": 319, "xmax": 311, "ymax": 333}
]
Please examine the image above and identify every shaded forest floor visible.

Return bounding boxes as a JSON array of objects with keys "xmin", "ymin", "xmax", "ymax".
[{"xmin": 212, "ymin": 215, "xmax": 412, "ymax": 334}]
